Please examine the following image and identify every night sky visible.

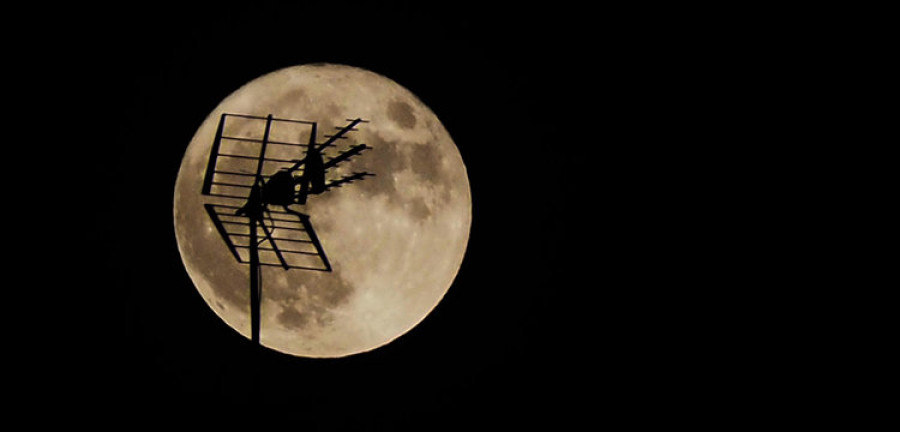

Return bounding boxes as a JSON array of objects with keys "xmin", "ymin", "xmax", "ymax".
[
  {"xmin": 55, "ymin": 4, "xmax": 618, "ymax": 427},
  {"xmin": 30, "ymin": 2, "xmax": 810, "ymax": 426}
]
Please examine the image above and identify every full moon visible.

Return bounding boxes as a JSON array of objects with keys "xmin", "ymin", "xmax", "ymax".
[{"xmin": 173, "ymin": 64, "xmax": 471, "ymax": 357}]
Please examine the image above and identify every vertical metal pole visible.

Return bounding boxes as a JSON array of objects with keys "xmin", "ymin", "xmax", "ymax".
[
  {"xmin": 249, "ymin": 217, "xmax": 261, "ymax": 346},
  {"xmin": 202, "ymin": 113, "xmax": 227, "ymax": 195},
  {"xmin": 249, "ymin": 114, "xmax": 272, "ymax": 347}
]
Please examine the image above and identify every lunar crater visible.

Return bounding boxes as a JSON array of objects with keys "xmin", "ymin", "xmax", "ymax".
[{"xmin": 388, "ymin": 100, "xmax": 417, "ymax": 129}]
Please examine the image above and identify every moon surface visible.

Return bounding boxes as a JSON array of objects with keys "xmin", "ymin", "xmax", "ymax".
[{"xmin": 173, "ymin": 64, "xmax": 471, "ymax": 357}]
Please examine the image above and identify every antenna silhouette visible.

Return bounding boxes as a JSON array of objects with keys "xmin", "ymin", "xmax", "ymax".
[{"xmin": 201, "ymin": 113, "xmax": 373, "ymax": 345}]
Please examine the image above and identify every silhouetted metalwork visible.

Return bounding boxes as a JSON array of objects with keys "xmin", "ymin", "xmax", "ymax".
[{"xmin": 201, "ymin": 113, "xmax": 373, "ymax": 345}]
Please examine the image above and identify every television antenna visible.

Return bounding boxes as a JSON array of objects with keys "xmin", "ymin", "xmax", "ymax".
[{"xmin": 200, "ymin": 113, "xmax": 373, "ymax": 345}]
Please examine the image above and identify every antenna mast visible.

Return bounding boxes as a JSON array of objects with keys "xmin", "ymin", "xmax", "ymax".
[{"xmin": 200, "ymin": 112, "xmax": 373, "ymax": 347}]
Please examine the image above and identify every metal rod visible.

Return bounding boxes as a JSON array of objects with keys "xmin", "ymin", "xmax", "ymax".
[
  {"xmin": 221, "ymin": 136, "xmax": 323, "ymax": 147},
  {"xmin": 202, "ymin": 113, "xmax": 226, "ymax": 195},
  {"xmin": 211, "ymin": 181, "xmax": 254, "ymax": 189},
  {"xmin": 204, "ymin": 204, "xmax": 242, "ymax": 262},
  {"xmin": 214, "ymin": 170, "xmax": 259, "ymax": 177},
  {"xmin": 257, "ymin": 220, "xmax": 289, "ymax": 270},
  {"xmin": 222, "ymin": 232, "xmax": 314, "ymax": 243},
  {"xmin": 206, "ymin": 193, "xmax": 250, "ymax": 200},
  {"xmin": 208, "ymin": 203, "xmax": 295, "ymax": 215},
  {"xmin": 220, "ymin": 220, "xmax": 306, "ymax": 230},
  {"xmin": 237, "ymin": 245, "xmax": 319, "ymax": 255},
  {"xmin": 219, "ymin": 153, "xmax": 300, "ymax": 164},
  {"xmin": 254, "ymin": 115, "xmax": 273, "ymax": 179},
  {"xmin": 317, "ymin": 118, "xmax": 362, "ymax": 152},
  {"xmin": 225, "ymin": 113, "xmax": 316, "ymax": 124},
  {"xmin": 249, "ymin": 216, "xmax": 261, "ymax": 346},
  {"xmin": 296, "ymin": 213, "xmax": 332, "ymax": 272},
  {"xmin": 255, "ymin": 262, "xmax": 331, "ymax": 271}
]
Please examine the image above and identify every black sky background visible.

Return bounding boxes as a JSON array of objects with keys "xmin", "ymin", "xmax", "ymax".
[
  {"xmin": 31, "ymin": 3, "xmax": 753, "ymax": 426},
  {"xmin": 43, "ymin": 4, "xmax": 597, "ymax": 424},
  {"xmin": 14, "ymin": 1, "xmax": 863, "ymax": 426}
]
